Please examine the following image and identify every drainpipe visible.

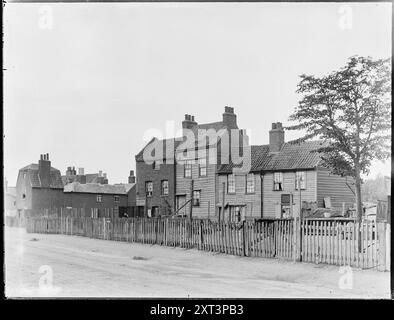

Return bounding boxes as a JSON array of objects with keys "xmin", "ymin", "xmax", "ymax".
[{"xmin": 260, "ymin": 172, "xmax": 264, "ymax": 218}]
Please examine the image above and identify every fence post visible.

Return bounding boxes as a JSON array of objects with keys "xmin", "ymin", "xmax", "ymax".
[
  {"xmin": 103, "ymin": 217, "xmax": 106, "ymax": 240},
  {"xmin": 199, "ymin": 220, "xmax": 203, "ymax": 250},
  {"xmin": 155, "ymin": 218, "xmax": 158, "ymax": 244},
  {"xmin": 293, "ymin": 217, "xmax": 300, "ymax": 262},
  {"xmin": 242, "ymin": 220, "xmax": 247, "ymax": 256}
]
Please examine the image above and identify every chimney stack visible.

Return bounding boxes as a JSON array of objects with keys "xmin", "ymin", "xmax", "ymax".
[
  {"xmin": 128, "ymin": 170, "xmax": 136, "ymax": 184},
  {"xmin": 38, "ymin": 153, "xmax": 51, "ymax": 188},
  {"xmin": 269, "ymin": 122, "xmax": 285, "ymax": 153},
  {"xmin": 222, "ymin": 106, "xmax": 238, "ymax": 129},
  {"xmin": 78, "ymin": 167, "xmax": 85, "ymax": 176},
  {"xmin": 98, "ymin": 170, "xmax": 103, "ymax": 177},
  {"xmin": 182, "ymin": 114, "xmax": 198, "ymax": 136}
]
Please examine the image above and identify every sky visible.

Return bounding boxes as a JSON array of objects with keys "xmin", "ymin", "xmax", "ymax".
[{"xmin": 3, "ymin": 2, "xmax": 392, "ymax": 186}]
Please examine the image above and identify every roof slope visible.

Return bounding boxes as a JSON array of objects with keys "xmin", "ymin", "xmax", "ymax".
[
  {"xmin": 19, "ymin": 164, "xmax": 63, "ymax": 188},
  {"xmin": 218, "ymin": 145, "xmax": 271, "ymax": 173},
  {"xmin": 135, "ymin": 138, "xmax": 183, "ymax": 162},
  {"xmin": 218, "ymin": 140, "xmax": 326, "ymax": 173},
  {"xmin": 63, "ymin": 182, "xmax": 127, "ymax": 194},
  {"xmin": 264, "ymin": 140, "xmax": 326, "ymax": 171},
  {"xmin": 136, "ymin": 120, "xmax": 239, "ymax": 161}
]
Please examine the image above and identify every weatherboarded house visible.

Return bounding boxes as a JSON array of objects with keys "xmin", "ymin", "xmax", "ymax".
[
  {"xmin": 175, "ymin": 107, "xmax": 246, "ymax": 219},
  {"xmin": 218, "ymin": 123, "xmax": 356, "ymax": 220}
]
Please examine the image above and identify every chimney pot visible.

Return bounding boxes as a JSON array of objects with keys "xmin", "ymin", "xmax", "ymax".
[
  {"xmin": 269, "ymin": 121, "xmax": 285, "ymax": 153},
  {"xmin": 222, "ymin": 106, "xmax": 237, "ymax": 129},
  {"xmin": 38, "ymin": 153, "xmax": 51, "ymax": 187}
]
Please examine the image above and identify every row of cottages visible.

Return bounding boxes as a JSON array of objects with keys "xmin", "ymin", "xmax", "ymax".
[
  {"xmin": 135, "ymin": 108, "xmax": 356, "ymax": 220},
  {"xmin": 217, "ymin": 122, "xmax": 356, "ymax": 221},
  {"xmin": 135, "ymin": 106, "xmax": 246, "ymax": 218},
  {"xmin": 15, "ymin": 154, "xmax": 137, "ymax": 218}
]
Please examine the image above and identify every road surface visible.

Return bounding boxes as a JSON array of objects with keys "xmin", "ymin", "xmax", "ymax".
[{"xmin": 4, "ymin": 227, "xmax": 390, "ymax": 298}]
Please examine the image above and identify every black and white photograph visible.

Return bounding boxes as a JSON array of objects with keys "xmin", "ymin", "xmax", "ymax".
[{"xmin": 3, "ymin": 0, "xmax": 392, "ymax": 302}]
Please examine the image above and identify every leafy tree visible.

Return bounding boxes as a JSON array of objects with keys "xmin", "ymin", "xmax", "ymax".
[{"xmin": 287, "ymin": 56, "xmax": 391, "ymax": 224}]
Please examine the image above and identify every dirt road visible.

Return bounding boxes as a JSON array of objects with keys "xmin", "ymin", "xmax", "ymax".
[{"xmin": 4, "ymin": 227, "xmax": 390, "ymax": 298}]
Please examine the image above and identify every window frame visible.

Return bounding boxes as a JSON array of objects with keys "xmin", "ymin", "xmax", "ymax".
[
  {"xmin": 96, "ymin": 195, "xmax": 102, "ymax": 203},
  {"xmin": 295, "ymin": 171, "xmax": 306, "ymax": 190},
  {"xmin": 161, "ymin": 180, "xmax": 169, "ymax": 196},
  {"xmin": 227, "ymin": 174, "xmax": 236, "ymax": 194},
  {"xmin": 273, "ymin": 172, "xmax": 283, "ymax": 191},
  {"xmin": 184, "ymin": 160, "xmax": 193, "ymax": 178},
  {"xmin": 245, "ymin": 173, "xmax": 255, "ymax": 194},
  {"xmin": 198, "ymin": 158, "xmax": 207, "ymax": 177},
  {"xmin": 145, "ymin": 181, "xmax": 153, "ymax": 197},
  {"xmin": 192, "ymin": 190, "xmax": 201, "ymax": 207},
  {"xmin": 114, "ymin": 195, "xmax": 120, "ymax": 203}
]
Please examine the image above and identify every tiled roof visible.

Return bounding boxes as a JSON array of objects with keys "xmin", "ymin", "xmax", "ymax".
[
  {"xmin": 63, "ymin": 182, "xmax": 127, "ymax": 194},
  {"xmin": 113, "ymin": 183, "xmax": 136, "ymax": 193},
  {"xmin": 19, "ymin": 164, "xmax": 64, "ymax": 189},
  {"xmin": 264, "ymin": 140, "xmax": 326, "ymax": 171},
  {"xmin": 218, "ymin": 145, "xmax": 271, "ymax": 173},
  {"xmin": 218, "ymin": 140, "xmax": 326, "ymax": 173}
]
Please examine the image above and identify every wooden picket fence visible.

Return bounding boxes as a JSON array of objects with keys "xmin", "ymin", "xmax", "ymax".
[
  {"xmin": 301, "ymin": 219, "xmax": 388, "ymax": 270},
  {"xmin": 24, "ymin": 216, "xmax": 389, "ymax": 271},
  {"xmin": 25, "ymin": 217, "xmax": 294, "ymax": 259}
]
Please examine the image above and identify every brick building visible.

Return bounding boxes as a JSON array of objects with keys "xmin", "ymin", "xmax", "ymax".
[
  {"xmin": 175, "ymin": 107, "xmax": 247, "ymax": 219},
  {"xmin": 62, "ymin": 167, "xmax": 108, "ymax": 185},
  {"xmin": 63, "ymin": 182, "xmax": 130, "ymax": 218},
  {"xmin": 135, "ymin": 106, "xmax": 247, "ymax": 218},
  {"xmin": 16, "ymin": 154, "xmax": 65, "ymax": 218},
  {"xmin": 135, "ymin": 138, "xmax": 181, "ymax": 217}
]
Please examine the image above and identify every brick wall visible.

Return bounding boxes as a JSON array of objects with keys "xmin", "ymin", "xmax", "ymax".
[
  {"xmin": 136, "ymin": 160, "xmax": 176, "ymax": 216},
  {"xmin": 64, "ymin": 192, "xmax": 128, "ymax": 217}
]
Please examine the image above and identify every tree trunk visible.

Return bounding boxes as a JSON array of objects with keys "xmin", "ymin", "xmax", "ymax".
[{"xmin": 355, "ymin": 162, "xmax": 363, "ymax": 253}]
